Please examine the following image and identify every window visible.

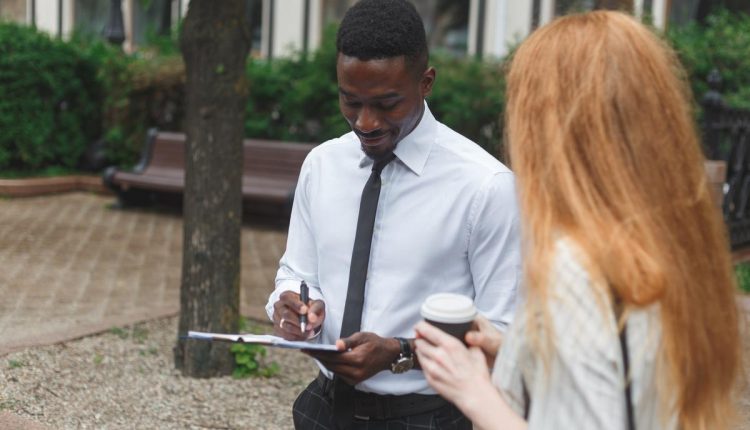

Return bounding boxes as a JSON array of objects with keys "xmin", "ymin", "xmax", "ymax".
[
  {"xmin": 246, "ymin": 0, "xmax": 262, "ymax": 56},
  {"xmin": 555, "ymin": 0, "xmax": 633, "ymax": 15},
  {"xmin": 321, "ymin": 0, "xmax": 470, "ymax": 57},
  {"xmin": 131, "ymin": 0, "xmax": 171, "ymax": 46},
  {"xmin": 74, "ymin": 0, "xmax": 110, "ymax": 37},
  {"xmin": 413, "ymin": 0, "xmax": 470, "ymax": 57}
]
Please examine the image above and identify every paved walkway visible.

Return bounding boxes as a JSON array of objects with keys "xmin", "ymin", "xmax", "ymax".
[
  {"xmin": 1, "ymin": 191, "xmax": 749, "ymax": 429},
  {"xmin": 0, "ymin": 192, "xmax": 287, "ymax": 356}
]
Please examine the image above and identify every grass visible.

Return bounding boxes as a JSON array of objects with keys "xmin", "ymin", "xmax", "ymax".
[
  {"xmin": 7, "ymin": 359, "xmax": 24, "ymax": 369},
  {"xmin": 139, "ymin": 346, "xmax": 159, "ymax": 356},
  {"xmin": 736, "ymin": 262, "xmax": 750, "ymax": 294},
  {"xmin": 109, "ymin": 324, "xmax": 149, "ymax": 344},
  {"xmin": 0, "ymin": 398, "xmax": 15, "ymax": 411}
]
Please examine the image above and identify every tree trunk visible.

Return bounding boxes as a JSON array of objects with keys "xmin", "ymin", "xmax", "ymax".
[{"xmin": 174, "ymin": 0, "xmax": 250, "ymax": 377}]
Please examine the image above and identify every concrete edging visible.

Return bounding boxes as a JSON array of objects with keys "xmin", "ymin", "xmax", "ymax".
[
  {"xmin": 0, "ymin": 175, "xmax": 110, "ymax": 197},
  {"xmin": 0, "ymin": 306, "xmax": 179, "ymax": 357}
]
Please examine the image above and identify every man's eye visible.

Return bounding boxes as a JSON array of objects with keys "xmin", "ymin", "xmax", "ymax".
[
  {"xmin": 344, "ymin": 100, "xmax": 361, "ymax": 108},
  {"xmin": 379, "ymin": 102, "xmax": 399, "ymax": 110}
]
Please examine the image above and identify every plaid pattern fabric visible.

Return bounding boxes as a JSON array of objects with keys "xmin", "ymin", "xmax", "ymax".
[
  {"xmin": 492, "ymin": 239, "xmax": 676, "ymax": 429},
  {"xmin": 292, "ymin": 379, "xmax": 472, "ymax": 430}
]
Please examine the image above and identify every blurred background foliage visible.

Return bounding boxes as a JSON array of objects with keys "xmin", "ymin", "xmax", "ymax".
[
  {"xmin": 668, "ymin": 9, "xmax": 750, "ymax": 110},
  {"xmin": 0, "ymin": 23, "xmax": 100, "ymax": 172},
  {"xmin": 0, "ymin": 9, "xmax": 748, "ymax": 173}
]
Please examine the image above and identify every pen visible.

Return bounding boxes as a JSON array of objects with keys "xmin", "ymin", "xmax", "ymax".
[{"xmin": 299, "ymin": 281, "xmax": 309, "ymax": 333}]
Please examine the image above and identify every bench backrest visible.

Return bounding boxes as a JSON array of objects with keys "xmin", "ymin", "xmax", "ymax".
[
  {"xmin": 138, "ymin": 131, "xmax": 315, "ymax": 178},
  {"xmin": 244, "ymin": 139, "xmax": 315, "ymax": 178},
  {"xmin": 131, "ymin": 131, "xmax": 185, "ymax": 174}
]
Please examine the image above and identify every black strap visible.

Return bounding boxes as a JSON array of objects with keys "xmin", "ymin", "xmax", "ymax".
[
  {"xmin": 521, "ymin": 299, "xmax": 636, "ymax": 430},
  {"xmin": 617, "ymin": 311, "xmax": 636, "ymax": 430},
  {"xmin": 521, "ymin": 377, "xmax": 530, "ymax": 420},
  {"xmin": 333, "ymin": 153, "xmax": 396, "ymax": 429}
]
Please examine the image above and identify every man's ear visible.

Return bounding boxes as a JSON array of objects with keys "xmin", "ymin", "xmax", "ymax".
[{"xmin": 420, "ymin": 67, "xmax": 436, "ymax": 97}]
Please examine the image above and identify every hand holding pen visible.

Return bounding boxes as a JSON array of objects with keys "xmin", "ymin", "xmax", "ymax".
[{"xmin": 272, "ymin": 284, "xmax": 326, "ymax": 341}]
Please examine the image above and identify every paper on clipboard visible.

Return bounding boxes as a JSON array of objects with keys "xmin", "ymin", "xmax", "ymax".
[{"xmin": 186, "ymin": 331, "xmax": 339, "ymax": 352}]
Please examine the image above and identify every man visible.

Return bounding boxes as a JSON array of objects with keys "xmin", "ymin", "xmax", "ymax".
[{"xmin": 265, "ymin": 0, "xmax": 520, "ymax": 428}]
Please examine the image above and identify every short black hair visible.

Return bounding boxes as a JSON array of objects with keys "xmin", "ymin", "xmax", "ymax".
[{"xmin": 336, "ymin": 0, "xmax": 428, "ymax": 73}]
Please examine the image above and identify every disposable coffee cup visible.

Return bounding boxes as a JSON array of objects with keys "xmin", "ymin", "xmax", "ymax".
[{"xmin": 420, "ymin": 293, "xmax": 477, "ymax": 341}]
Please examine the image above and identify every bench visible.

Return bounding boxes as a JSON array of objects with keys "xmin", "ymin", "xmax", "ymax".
[{"xmin": 103, "ymin": 129, "xmax": 316, "ymax": 215}]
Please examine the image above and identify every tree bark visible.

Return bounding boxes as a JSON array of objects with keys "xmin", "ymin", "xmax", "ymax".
[{"xmin": 174, "ymin": 0, "xmax": 250, "ymax": 377}]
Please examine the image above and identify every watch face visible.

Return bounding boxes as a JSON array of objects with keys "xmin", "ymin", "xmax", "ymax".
[{"xmin": 391, "ymin": 357, "xmax": 414, "ymax": 374}]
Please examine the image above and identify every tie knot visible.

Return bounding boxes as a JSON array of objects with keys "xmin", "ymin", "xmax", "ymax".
[{"xmin": 372, "ymin": 153, "xmax": 396, "ymax": 175}]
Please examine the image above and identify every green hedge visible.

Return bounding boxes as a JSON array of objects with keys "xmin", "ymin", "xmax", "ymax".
[
  {"xmin": 429, "ymin": 56, "xmax": 505, "ymax": 159},
  {"xmin": 668, "ymin": 9, "xmax": 750, "ymax": 109},
  {"xmin": 0, "ymin": 23, "xmax": 100, "ymax": 172},
  {"xmin": 244, "ymin": 26, "xmax": 346, "ymax": 145}
]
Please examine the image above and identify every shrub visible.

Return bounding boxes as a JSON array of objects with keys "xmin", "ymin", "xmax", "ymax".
[
  {"xmin": 230, "ymin": 317, "xmax": 279, "ymax": 378},
  {"xmin": 668, "ymin": 9, "xmax": 750, "ymax": 109},
  {"xmin": 0, "ymin": 23, "xmax": 101, "ymax": 172},
  {"xmin": 244, "ymin": 25, "xmax": 347, "ymax": 143},
  {"xmin": 736, "ymin": 262, "xmax": 750, "ymax": 294},
  {"xmin": 429, "ymin": 55, "xmax": 506, "ymax": 159},
  {"xmin": 72, "ymin": 32, "xmax": 185, "ymax": 169}
]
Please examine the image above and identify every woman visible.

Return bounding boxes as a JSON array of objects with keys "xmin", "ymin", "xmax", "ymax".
[{"xmin": 415, "ymin": 11, "xmax": 742, "ymax": 430}]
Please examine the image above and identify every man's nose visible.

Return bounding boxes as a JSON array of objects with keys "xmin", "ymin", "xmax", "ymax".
[{"xmin": 355, "ymin": 107, "xmax": 381, "ymax": 133}]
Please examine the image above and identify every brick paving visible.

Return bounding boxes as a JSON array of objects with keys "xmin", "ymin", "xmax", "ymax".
[{"xmin": 0, "ymin": 192, "xmax": 287, "ymax": 356}]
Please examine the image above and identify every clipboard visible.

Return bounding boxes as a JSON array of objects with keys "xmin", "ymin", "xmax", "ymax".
[{"xmin": 186, "ymin": 331, "xmax": 340, "ymax": 352}]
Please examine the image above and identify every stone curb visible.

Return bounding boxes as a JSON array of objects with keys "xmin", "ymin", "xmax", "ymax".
[
  {"xmin": 0, "ymin": 306, "xmax": 179, "ymax": 357},
  {"xmin": 0, "ymin": 175, "xmax": 110, "ymax": 197}
]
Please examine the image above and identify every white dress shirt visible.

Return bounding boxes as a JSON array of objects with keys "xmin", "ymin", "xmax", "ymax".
[
  {"xmin": 493, "ymin": 239, "xmax": 675, "ymax": 429},
  {"xmin": 266, "ymin": 103, "xmax": 521, "ymax": 395}
]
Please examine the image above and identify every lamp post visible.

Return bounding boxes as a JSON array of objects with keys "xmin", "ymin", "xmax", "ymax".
[{"xmin": 103, "ymin": 0, "xmax": 126, "ymax": 47}]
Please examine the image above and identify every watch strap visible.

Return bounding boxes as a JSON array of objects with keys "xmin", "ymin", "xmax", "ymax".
[{"xmin": 395, "ymin": 337, "xmax": 411, "ymax": 358}]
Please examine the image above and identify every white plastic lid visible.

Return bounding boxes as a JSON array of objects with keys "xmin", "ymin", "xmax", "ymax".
[{"xmin": 420, "ymin": 293, "xmax": 477, "ymax": 324}]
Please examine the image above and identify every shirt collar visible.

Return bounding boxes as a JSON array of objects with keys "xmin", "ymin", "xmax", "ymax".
[{"xmin": 357, "ymin": 101, "xmax": 437, "ymax": 176}]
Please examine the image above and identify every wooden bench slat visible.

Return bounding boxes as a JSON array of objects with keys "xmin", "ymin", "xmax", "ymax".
[{"xmin": 103, "ymin": 130, "xmax": 316, "ymax": 214}]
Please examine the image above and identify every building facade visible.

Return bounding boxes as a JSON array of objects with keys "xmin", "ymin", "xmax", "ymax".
[{"xmin": 4, "ymin": 0, "xmax": 680, "ymax": 59}]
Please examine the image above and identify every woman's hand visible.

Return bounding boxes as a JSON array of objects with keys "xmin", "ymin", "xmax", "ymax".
[
  {"xmin": 414, "ymin": 321, "xmax": 493, "ymax": 409},
  {"xmin": 415, "ymin": 321, "xmax": 527, "ymax": 430},
  {"xmin": 465, "ymin": 315, "xmax": 504, "ymax": 368}
]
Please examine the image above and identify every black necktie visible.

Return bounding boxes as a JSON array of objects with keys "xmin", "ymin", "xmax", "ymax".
[{"xmin": 332, "ymin": 152, "xmax": 396, "ymax": 429}]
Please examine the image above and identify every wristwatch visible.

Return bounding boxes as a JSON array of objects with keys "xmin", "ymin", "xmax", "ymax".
[{"xmin": 390, "ymin": 337, "xmax": 414, "ymax": 374}]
